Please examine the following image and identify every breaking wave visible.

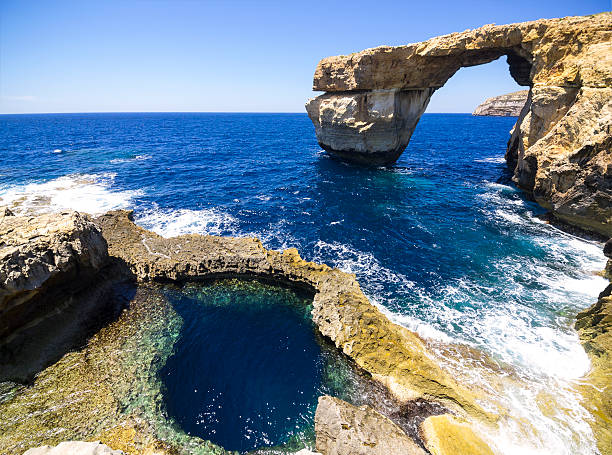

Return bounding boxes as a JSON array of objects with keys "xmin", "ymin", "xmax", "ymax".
[{"xmin": 0, "ymin": 173, "xmax": 141, "ymax": 216}]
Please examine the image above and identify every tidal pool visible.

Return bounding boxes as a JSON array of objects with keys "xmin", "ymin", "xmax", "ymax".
[
  {"xmin": 0, "ymin": 280, "xmax": 363, "ymax": 455},
  {"xmin": 161, "ymin": 280, "xmax": 338, "ymax": 452}
]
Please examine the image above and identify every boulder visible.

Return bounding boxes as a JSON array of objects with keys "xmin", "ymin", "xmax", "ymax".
[
  {"xmin": 314, "ymin": 395, "xmax": 425, "ymax": 455},
  {"xmin": 0, "ymin": 211, "xmax": 108, "ymax": 339}
]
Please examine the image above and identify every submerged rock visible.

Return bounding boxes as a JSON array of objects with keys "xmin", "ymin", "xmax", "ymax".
[
  {"xmin": 314, "ymin": 395, "xmax": 426, "ymax": 455},
  {"xmin": 23, "ymin": 441, "xmax": 122, "ymax": 455},
  {"xmin": 472, "ymin": 90, "xmax": 528, "ymax": 116},
  {"xmin": 306, "ymin": 13, "xmax": 612, "ymax": 236},
  {"xmin": 0, "ymin": 211, "xmax": 108, "ymax": 339}
]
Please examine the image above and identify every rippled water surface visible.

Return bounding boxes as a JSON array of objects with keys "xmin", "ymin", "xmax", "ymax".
[{"xmin": 0, "ymin": 113, "xmax": 606, "ymax": 454}]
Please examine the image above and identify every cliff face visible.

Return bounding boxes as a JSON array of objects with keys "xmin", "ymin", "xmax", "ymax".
[
  {"xmin": 0, "ymin": 209, "xmax": 108, "ymax": 340},
  {"xmin": 473, "ymin": 90, "xmax": 528, "ymax": 116},
  {"xmin": 306, "ymin": 13, "xmax": 612, "ymax": 236}
]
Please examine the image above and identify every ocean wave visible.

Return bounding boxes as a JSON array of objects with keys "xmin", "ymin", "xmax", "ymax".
[
  {"xmin": 474, "ymin": 156, "xmax": 506, "ymax": 164},
  {"xmin": 0, "ymin": 173, "xmax": 141, "ymax": 216},
  {"xmin": 110, "ymin": 154, "xmax": 152, "ymax": 164},
  {"xmin": 311, "ymin": 240, "xmax": 415, "ymax": 297},
  {"xmin": 135, "ymin": 206, "xmax": 237, "ymax": 238}
]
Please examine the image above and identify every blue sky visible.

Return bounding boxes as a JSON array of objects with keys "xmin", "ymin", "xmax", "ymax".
[{"xmin": 0, "ymin": 0, "xmax": 608, "ymax": 114}]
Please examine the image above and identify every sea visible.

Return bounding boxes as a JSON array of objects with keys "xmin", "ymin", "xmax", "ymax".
[{"xmin": 0, "ymin": 112, "xmax": 606, "ymax": 454}]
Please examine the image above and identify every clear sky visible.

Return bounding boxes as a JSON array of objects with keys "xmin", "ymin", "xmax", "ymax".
[{"xmin": 1, "ymin": 0, "xmax": 609, "ymax": 114}]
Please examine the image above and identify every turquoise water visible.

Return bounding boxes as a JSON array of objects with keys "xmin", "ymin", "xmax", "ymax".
[{"xmin": 0, "ymin": 113, "xmax": 606, "ymax": 454}]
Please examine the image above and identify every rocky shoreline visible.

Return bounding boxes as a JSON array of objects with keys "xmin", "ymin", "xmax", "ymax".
[
  {"xmin": 1, "ymin": 204, "xmax": 610, "ymax": 455},
  {"xmin": 1, "ymin": 209, "xmax": 497, "ymax": 455},
  {"xmin": 472, "ymin": 91, "xmax": 528, "ymax": 116},
  {"xmin": 2, "ymin": 13, "xmax": 611, "ymax": 455}
]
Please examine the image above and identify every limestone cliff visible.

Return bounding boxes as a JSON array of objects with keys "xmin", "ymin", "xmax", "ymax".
[
  {"xmin": 306, "ymin": 13, "xmax": 612, "ymax": 236},
  {"xmin": 575, "ymin": 239, "xmax": 612, "ymax": 455},
  {"xmin": 0, "ymin": 210, "xmax": 108, "ymax": 339},
  {"xmin": 473, "ymin": 90, "xmax": 528, "ymax": 116}
]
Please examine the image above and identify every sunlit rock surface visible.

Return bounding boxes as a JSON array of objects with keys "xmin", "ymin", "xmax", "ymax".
[
  {"xmin": 420, "ymin": 414, "xmax": 494, "ymax": 455},
  {"xmin": 575, "ymin": 246, "xmax": 612, "ymax": 455},
  {"xmin": 314, "ymin": 396, "xmax": 425, "ymax": 455},
  {"xmin": 0, "ymin": 210, "xmax": 108, "ymax": 339},
  {"xmin": 473, "ymin": 90, "xmax": 528, "ymax": 116},
  {"xmin": 306, "ymin": 13, "xmax": 612, "ymax": 236},
  {"xmin": 23, "ymin": 441, "xmax": 122, "ymax": 455}
]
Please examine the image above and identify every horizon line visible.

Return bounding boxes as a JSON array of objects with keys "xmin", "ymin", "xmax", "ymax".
[{"xmin": 0, "ymin": 111, "xmax": 478, "ymax": 115}]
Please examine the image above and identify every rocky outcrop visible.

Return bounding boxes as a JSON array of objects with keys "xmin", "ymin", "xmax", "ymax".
[
  {"xmin": 0, "ymin": 211, "xmax": 108, "ymax": 339},
  {"xmin": 575, "ymin": 243, "xmax": 612, "ymax": 455},
  {"xmin": 23, "ymin": 441, "xmax": 122, "ymax": 455},
  {"xmin": 420, "ymin": 415, "xmax": 494, "ymax": 455},
  {"xmin": 95, "ymin": 210, "xmax": 490, "ymax": 420},
  {"xmin": 473, "ymin": 90, "xmax": 528, "ymax": 116},
  {"xmin": 314, "ymin": 396, "xmax": 425, "ymax": 455},
  {"xmin": 306, "ymin": 13, "xmax": 612, "ymax": 236},
  {"xmin": 0, "ymin": 210, "xmax": 495, "ymax": 454}
]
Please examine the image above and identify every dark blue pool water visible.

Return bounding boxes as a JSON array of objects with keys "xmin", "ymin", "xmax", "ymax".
[{"xmin": 160, "ymin": 281, "xmax": 326, "ymax": 452}]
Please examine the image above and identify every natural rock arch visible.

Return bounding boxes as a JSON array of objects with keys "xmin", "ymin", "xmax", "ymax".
[{"xmin": 306, "ymin": 13, "xmax": 612, "ymax": 236}]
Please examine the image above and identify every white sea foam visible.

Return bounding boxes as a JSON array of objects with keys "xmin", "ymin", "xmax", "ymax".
[
  {"xmin": 311, "ymin": 240, "xmax": 415, "ymax": 296},
  {"xmin": 306, "ymin": 179, "xmax": 606, "ymax": 454},
  {"xmin": 110, "ymin": 154, "xmax": 152, "ymax": 164},
  {"xmin": 0, "ymin": 173, "xmax": 141, "ymax": 215},
  {"xmin": 475, "ymin": 156, "xmax": 506, "ymax": 164},
  {"xmin": 136, "ymin": 206, "xmax": 237, "ymax": 238}
]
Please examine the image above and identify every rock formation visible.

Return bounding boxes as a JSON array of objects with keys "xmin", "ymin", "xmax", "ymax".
[
  {"xmin": 0, "ymin": 211, "xmax": 495, "ymax": 455},
  {"xmin": 575, "ymin": 240, "xmax": 612, "ymax": 455},
  {"xmin": 420, "ymin": 415, "xmax": 494, "ymax": 455},
  {"xmin": 306, "ymin": 13, "xmax": 612, "ymax": 236},
  {"xmin": 95, "ymin": 210, "xmax": 490, "ymax": 420},
  {"xmin": 314, "ymin": 396, "xmax": 426, "ymax": 455},
  {"xmin": 0, "ymin": 210, "xmax": 108, "ymax": 339},
  {"xmin": 473, "ymin": 90, "xmax": 528, "ymax": 116},
  {"xmin": 23, "ymin": 441, "xmax": 122, "ymax": 455}
]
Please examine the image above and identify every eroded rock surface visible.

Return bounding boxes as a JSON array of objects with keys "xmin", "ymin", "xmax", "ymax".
[
  {"xmin": 95, "ymin": 210, "xmax": 489, "ymax": 420},
  {"xmin": 23, "ymin": 441, "xmax": 122, "ymax": 455},
  {"xmin": 0, "ymin": 211, "xmax": 108, "ymax": 339},
  {"xmin": 473, "ymin": 90, "xmax": 528, "ymax": 116},
  {"xmin": 420, "ymin": 414, "xmax": 494, "ymax": 455},
  {"xmin": 575, "ymin": 272, "xmax": 612, "ymax": 455},
  {"xmin": 307, "ymin": 13, "xmax": 612, "ymax": 236},
  {"xmin": 314, "ymin": 396, "xmax": 425, "ymax": 455}
]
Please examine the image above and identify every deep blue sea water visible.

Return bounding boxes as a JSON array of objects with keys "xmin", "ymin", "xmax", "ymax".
[{"xmin": 0, "ymin": 113, "xmax": 606, "ymax": 454}]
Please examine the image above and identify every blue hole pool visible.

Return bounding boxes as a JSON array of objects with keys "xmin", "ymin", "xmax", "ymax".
[{"xmin": 160, "ymin": 280, "xmax": 339, "ymax": 452}]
